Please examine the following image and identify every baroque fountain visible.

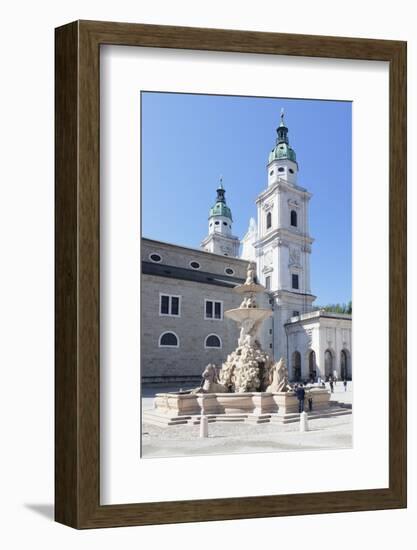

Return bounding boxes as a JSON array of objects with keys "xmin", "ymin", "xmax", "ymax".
[{"xmin": 145, "ymin": 263, "xmax": 332, "ymax": 426}]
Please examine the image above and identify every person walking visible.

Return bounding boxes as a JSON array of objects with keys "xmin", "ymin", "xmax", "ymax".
[
  {"xmin": 329, "ymin": 378, "xmax": 334, "ymax": 393},
  {"xmin": 296, "ymin": 383, "xmax": 306, "ymax": 413},
  {"xmin": 343, "ymin": 379, "xmax": 348, "ymax": 392}
]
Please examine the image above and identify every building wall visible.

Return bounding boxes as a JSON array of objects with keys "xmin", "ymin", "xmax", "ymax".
[
  {"xmin": 286, "ymin": 312, "xmax": 352, "ymax": 381},
  {"xmin": 141, "ymin": 274, "xmax": 243, "ymax": 382},
  {"xmin": 141, "ymin": 238, "xmax": 249, "ymax": 383}
]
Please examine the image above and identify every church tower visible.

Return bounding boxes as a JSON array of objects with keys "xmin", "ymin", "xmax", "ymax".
[
  {"xmin": 201, "ymin": 179, "xmax": 240, "ymax": 257},
  {"xmin": 254, "ymin": 110, "xmax": 316, "ymax": 359}
]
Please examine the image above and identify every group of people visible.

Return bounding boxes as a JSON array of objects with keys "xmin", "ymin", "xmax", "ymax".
[{"xmin": 293, "ymin": 377, "xmax": 349, "ymax": 414}]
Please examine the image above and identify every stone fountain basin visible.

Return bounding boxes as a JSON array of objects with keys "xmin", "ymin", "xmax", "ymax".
[
  {"xmin": 153, "ymin": 388, "xmax": 330, "ymax": 417},
  {"xmin": 224, "ymin": 307, "xmax": 272, "ymax": 324}
]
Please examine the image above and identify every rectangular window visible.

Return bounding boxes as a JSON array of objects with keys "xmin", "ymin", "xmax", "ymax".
[
  {"xmin": 214, "ymin": 302, "xmax": 222, "ymax": 319},
  {"xmin": 205, "ymin": 300, "xmax": 213, "ymax": 318},
  {"xmin": 292, "ymin": 274, "xmax": 299, "ymax": 289},
  {"xmin": 205, "ymin": 299, "xmax": 223, "ymax": 320},
  {"xmin": 265, "ymin": 276, "xmax": 271, "ymax": 290},
  {"xmin": 171, "ymin": 296, "xmax": 179, "ymax": 316},
  {"xmin": 293, "ymin": 310, "xmax": 300, "ymax": 317},
  {"xmin": 160, "ymin": 295, "xmax": 169, "ymax": 315},
  {"xmin": 160, "ymin": 294, "xmax": 181, "ymax": 316}
]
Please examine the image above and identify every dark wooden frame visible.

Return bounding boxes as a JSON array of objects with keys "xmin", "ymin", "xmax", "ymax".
[{"xmin": 55, "ymin": 20, "xmax": 407, "ymax": 529}]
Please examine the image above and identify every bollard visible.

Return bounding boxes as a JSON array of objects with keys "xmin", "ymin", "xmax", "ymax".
[
  {"xmin": 300, "ymin": 411, "xmax": 309, "ymax": 432},
  {"xmin": 200, "ymin": 415, "xmax": 209, "ymax": 438}
]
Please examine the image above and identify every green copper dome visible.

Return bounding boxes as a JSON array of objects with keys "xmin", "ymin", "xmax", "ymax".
[
  {"xmin": 268, "ymin": 109, "xmax": 297, "ymax": 164},
  {"xmin": 269, "ymin": 142, "xmax": 297, "ymax": 163},
  {"xmin": 209, "ymin": 181, "xmax": 233, "ymax": 221}
]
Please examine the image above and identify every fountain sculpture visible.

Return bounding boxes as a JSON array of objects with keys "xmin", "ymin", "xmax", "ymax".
[
  {"xmin": 197, "ymin": 262, "xmax": 286, "ymax": 393},
  {"xmin": 145, "ymin": 263, "xmax": 333, "ymax": 426}
]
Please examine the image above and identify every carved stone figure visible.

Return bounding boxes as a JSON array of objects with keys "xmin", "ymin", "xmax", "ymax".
[
  {"xmin": 266, "ymin": 358, "xmax": 292, "ymax": 393},
  {"xmin": 240, "ymin": 295, "xmax": 257, "ymax": 309},
  {"xmin": 218, "ymin": 342, "xmax": 275, "ymax": 393},
  {"xmin": 245, "ymin": 262, "xmax": 256, "ymax": 285},
  {"xmin": 237, "ymin": 316, "xmax": 265, "ymax": 347},
  {"xmin": 191, "ymin": 363, "xmax": 228, "ymax": 394}
]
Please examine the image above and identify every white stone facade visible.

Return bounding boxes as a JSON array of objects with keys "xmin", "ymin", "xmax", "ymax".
[
  {"xmin": 285, "ymin": 311, "xmax": 352, "ymax": 381},
  {"xmin": 251, "ymin": 117, "xmax": 316, "ymax": 368}
]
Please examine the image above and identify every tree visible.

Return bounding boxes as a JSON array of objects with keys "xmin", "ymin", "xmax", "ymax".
[{"xmin": 317, "ymin": 301, "xmax": 352, "ymax": 314}]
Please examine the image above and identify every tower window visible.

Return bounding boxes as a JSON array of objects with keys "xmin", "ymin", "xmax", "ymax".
[
  {"xmin": 190, "ymin": 261, "xmax": 200, "ymax": 270},
  {"xmin": 278, "ymin": 167, "xmax": 284, "ymax": 172},
  {"xmin": 223, "ymin": 221, "xmax": 228, "ymax": 226},
  {"xmin": 292, "ymin": 274, "xmax": 299, "ymax": 290},
  {"xmin": 290, "ymin": 210, "xmax": 297, "ymax": 227},
  {"xmin": 269, "ymin": 170, "xmax": 274, "ymax": 176},
  {"xmin": 225, "ymin": 268, "xmax": 235, "ymax": 275},
  {"xmin": 266, "ymin": 212, "xmax": 272, "ymax": 230},
  {"xmin": 289, "ymin": 168, "xmax": 294, "ymax": 174},
  {"xmin": 215, "ymin": 221, "xmax": 220, "ymax": 225},
  {"xmin": 293, "ymin": 310, "xmax": 300, "ymax": 317},
  {"xmin": 205, "ymin": 299, "xmax": 223, "ymax": 320},
  {"xmin": 205, "ymin": 334, "xmax": 222, "ymax": 349},
  {"xmin": 159, "ymin": 332, "xmax": 179, "ymax": 348},
  {"xmin": 160, "ymin": 294, "xmax": 181, "ymax": 317}
]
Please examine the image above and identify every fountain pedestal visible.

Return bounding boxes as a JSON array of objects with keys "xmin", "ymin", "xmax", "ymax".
[{"xmin": 145, "ymin": 388, "xmax": 334, "ymax": 426}]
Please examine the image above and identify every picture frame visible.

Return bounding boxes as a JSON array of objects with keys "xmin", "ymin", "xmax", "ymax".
[{"xmin": 55, "ymin": 20, "xmax": 407, "ymax": 529}]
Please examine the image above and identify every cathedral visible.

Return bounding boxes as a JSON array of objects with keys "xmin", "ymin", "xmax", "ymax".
[{"xmin": 141, "ymin": 111, "xmax": 352, "ymax": 385}]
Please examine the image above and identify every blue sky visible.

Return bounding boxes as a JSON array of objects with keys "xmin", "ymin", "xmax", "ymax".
[{"xmin": 141, "ymin": 92, "xmax": 352, "ymax": 306}]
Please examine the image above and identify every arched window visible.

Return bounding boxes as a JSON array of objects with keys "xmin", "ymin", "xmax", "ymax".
[
  {"xmin": 290, "ymin": 210, "xmax": 297, "ymax": 227},
  {"xmin": 266, "ymin": 212, "xmax": 272, "ymax": 229},
  {"xmin": 205, "ymin": 334, "xmax": 222, "ymax": 349},
  {"xmin": 159, "ymin": 332, "xmax": 179, "ymax": 348}
]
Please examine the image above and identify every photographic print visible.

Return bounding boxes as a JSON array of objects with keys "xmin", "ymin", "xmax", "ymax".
[{"xmin": 141, "ymin": 92, "xmax": 352, "ymax": 459}]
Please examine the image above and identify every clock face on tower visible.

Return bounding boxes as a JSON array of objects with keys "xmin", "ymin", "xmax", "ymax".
[{"xmin": 220, "ymin": 244, "xmax": 232, "ymax": 255}]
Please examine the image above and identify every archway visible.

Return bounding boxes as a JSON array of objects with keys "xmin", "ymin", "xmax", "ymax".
[
  {"xmin": 308, "ymin": 350, "xmax": 316, "ymax": 381},
  {"xmin": 292, "ymin": 351, "xmax": 301, "ymax": 382},
  {"xmin": 340, "ymin": 349, "xmax": 351, "ymax": 380},
  {"xmin": 324, "ymin": 349, "xmax": 333, "ymax": 379}
]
